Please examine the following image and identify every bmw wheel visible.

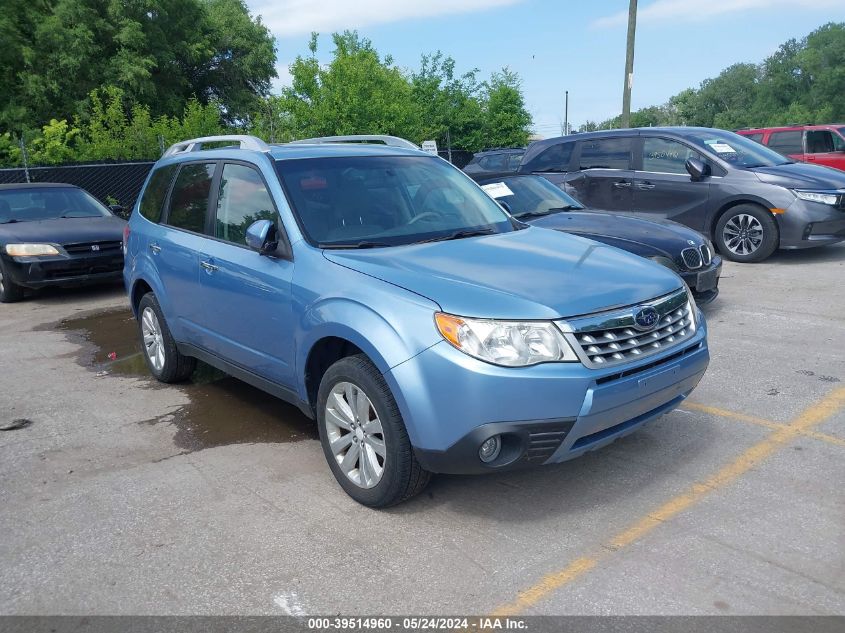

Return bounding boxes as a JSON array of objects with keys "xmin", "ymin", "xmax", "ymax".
[
  {"xmin": 715, "ymin": 204, "xmax": 778, "ymax": 263},
  {"xmin": 317, "ymin": 354, "xmax": 430, "ymax": 507}
]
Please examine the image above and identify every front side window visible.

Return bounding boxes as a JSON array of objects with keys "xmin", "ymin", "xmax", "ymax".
[
  {"xmin": 0, "ymin": 187, "xmax": 110, "ymax": 224},
  {"xmin": 767, "ymin": 131, "xmax": 803, "ymax": 155},
  {"xmin": 641, "ymin": 138, "xmax": 704, "ymax": 174},
  {"xmin": 166, "ymin": 163, "xmax": 215, "ymax": 233},
  {"xmin": 139, "ymin": 164, "xmax": 178, "ymax": 223},
  {"xmin": 276, "ymin": 155, "xmax": 514, "ymax": 247},
  {"xmin": 215, "ymin": 164, "xmax": 277, "ymax": 245},
  {"xmin": 578, "ymin": 138, "xmax": 632, "ymax": 170},
  {"xmin": 522, "ymin": 142, "xmax": 573, "ymax": 173},
  {"xmin": 806, "ymin": 130, "xmax": 845, "ymax": 153}
]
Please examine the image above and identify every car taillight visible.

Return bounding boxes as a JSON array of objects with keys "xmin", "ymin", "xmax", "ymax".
[{"xmin": 122, "ymin": 224, "xmax": 130, "ymax": 255}]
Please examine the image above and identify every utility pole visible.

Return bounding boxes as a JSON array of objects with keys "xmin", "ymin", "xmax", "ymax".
[
  {"xmin": 564, "ymin": 91, "xmax": 569, "ymax": 135},
  {"xmin": 621, "ymin": 0, "xmax": 638, "ymax": 128}
]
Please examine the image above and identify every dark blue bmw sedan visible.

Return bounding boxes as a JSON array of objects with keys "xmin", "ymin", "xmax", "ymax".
[{"xmin": 0, "ymin": 183, "xmax": 126, "ymax": 302}]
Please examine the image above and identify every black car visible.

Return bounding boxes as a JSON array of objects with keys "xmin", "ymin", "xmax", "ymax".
[
  {"xmin": 518, "ymin": 127, "xmax": 845, "ymax": 262},
  {"xmin": 0, "ymin": 183, "xmax": 126, "ymax": 302},
  {"xmin": 473, "ymin": 174, "xmax": 721, "ymax": 303},
  {"xmin": 463, "ymin": 147, "xmax": 525, "ymax": 177}
]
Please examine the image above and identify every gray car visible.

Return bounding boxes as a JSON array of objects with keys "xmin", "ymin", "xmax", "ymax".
[{"xmin": 518, "ymin": 127, "xmax": 845, "ymax": 262}]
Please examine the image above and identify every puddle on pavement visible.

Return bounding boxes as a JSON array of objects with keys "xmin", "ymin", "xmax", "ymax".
[{"xmin": 56, "ymin": 308, "xmax": 317, "ymax": 451}]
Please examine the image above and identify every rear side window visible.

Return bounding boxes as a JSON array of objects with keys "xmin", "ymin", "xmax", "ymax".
[
  {"xmin": 139, "ymin": 164, "xmax": 177, "ymax": 223},
  {"xmin": 746, "ymin": 133, "xmax": 764, "ymax": 144},
  {"xmin": 215, "ymin": 164, "xmax": 277, "ymax": 245},
  {"xmin": 521, "ymin": 142, "xmax": 573, "ymax": 172},
  {"xmin": 767, "ymin": 131, "xmax": 803, "ymax": 155},
  {"xmin": 578, "ymin": 137, "xmax": 632, "ymax": 170},
  {"xmin": 166, "ymin": 163, "xmax": 215, "ymax": 233}
]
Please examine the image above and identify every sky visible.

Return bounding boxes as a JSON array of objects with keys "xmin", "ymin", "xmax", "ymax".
[{"xmin": 244, "ymin": 0, "xmax": 845, "ymax": 137}]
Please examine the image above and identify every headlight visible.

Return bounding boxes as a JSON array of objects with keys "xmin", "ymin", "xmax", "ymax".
[
  {"xmin": 435, "ymin": 313, "xmax": 579, "ymax": 367},
  {"xmin": 5, "ymin": 243, "xmax": 60, "ymax": 257},
  {"xmin": 793, "ymin": 190, "xmax": 839, "ymax": 206},
  {"xmin": 685, "ymin": 286, "xmax": 699, "ymax": 332},
  {"xmin": 648, "ymin": 255, "xmax": 679, "ymax": 272}
]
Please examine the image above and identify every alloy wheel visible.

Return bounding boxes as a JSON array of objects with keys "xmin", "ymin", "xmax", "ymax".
[
  {"xmin": 324, "ymin": 381, "xmax": 386, "ymax": 489},
  {"xmin": 722, "ymin": 213, "xmax": 764, "ymax": 256},
  {"xmin": 141, "ymin": 307, "xmax": 165, "ymax": 372}
]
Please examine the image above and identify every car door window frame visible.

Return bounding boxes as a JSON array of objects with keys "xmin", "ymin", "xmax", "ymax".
[
  {"xmin": 161, "ymin": 160, "xmax": 220, "ymax": 237},
  {"xmin": 207, "ymin": 159, "xmax": 293, "ymax": 260},
  {"xmin": 638, "ymin": 136, "xmax": 709, "ymax": 175}
]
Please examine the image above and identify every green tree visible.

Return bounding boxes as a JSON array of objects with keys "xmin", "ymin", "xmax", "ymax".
[{"xmin": 482, "ymin": 69, "xmax": 532, "ymax": 148}]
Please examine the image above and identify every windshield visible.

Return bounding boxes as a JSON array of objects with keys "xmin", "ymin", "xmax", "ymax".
[
  {"xmin": 479, "ymin": 176, "xmax": 584, "ymax": 218},
  {"xmin": 0, "ymin": 187, "xmax": 111, "ymax": 224},
  {"xmin": 685, "ymin": 129, "xmax": 792, "ymax": 168},
  {"xmin": 276, "ymin": 155, "xmax": 514, "ymax": 247}
]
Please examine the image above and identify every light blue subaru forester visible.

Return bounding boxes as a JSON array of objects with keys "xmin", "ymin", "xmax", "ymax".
[{"xmin": 123, "ymin": 134, "xmax": 709, "ymax": 506}]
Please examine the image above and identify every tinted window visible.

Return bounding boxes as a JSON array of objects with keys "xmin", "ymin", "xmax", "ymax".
[
  {"xmin": 767, "ymin": 131, "xmax": 803, "ymax": 155},
  {"xmin": 276, "ymin": 155, "xmax": 513, "ymax": 247},
  {"xmin": 578, "ymin": 137, "xmax": 632, "ymax": 170},
  {"xmin": 805, "ymin": 130, "xmax": 845, "ymax": 153},
  {"xmin": 139, "ymin": 165, "xmax": 177, "ymax": 223},
  {"xmin": 641, "ymin": 138, "xmax": 703, "ymax": 174},
  {"xmin": 522, "ymin": 142, "xmax": 574, "ymax": 172},
  {"xmin": 746, "ymin": 133, "xmax": 764, "ymax": 144},
  {"xmin": 0, "ymin": 187, "xmax": 110, "ymax": 224},
  {"xmin": 215, "ymin": 164, "xmax": 277, "ymax": 245},
  {"xmin": 166, "ymin": 163, "xmax": 215, "ymax": 233},
  {"xmin": 507, "ymin": 153, "xmax": 524, "ymax": 170}
]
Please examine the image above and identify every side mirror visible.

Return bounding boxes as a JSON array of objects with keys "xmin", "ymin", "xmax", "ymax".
[
  {"xmin": 685, "ymin": 158, "xmax": 710, "ymax": 182},
  {"xmin": 245, "ymin": 219, "xmax": 280, "ymax": 256},
  {"xmin": 109, "ymin": 204, "xmax": 129, "ymax": 219}
]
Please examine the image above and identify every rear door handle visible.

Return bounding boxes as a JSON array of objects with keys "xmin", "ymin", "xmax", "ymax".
[
  {"xmin": 149, "ymin": 243, "xmax": 161, "ymax": 254},
  {"xmin": 613, "ymin": 181, "xmax": 632, "ymax": 188},
  {"xmin": 200, "ymin": 260, "xmax": 219, "ymax": 272},
  {"xmin": 637, "ymin": 181, "xmax": 656, "ymax": 190}
]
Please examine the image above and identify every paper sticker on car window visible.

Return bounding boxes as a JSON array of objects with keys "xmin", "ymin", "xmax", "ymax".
[
  {"xmin": 480, "ymin": 182, "xmax": 514, "ymax": 199},
  {"xmin": 704, "ymin": 140, "xmax": 736, "ymax": 153}
]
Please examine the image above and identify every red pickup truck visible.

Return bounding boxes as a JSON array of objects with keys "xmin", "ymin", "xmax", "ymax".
[{"xmin": 737, "ymin": 124, "xmax": 845, "ymax": 172}]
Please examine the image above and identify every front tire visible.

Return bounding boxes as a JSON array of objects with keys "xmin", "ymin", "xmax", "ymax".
[
  {"xmin": 0, "ymin": 260, "xmax": 25, "ymax": 303},
  {"xmin": 137, "ymin": 292, "xmax": 196, "ymax": 382},
  {"xmin": 715, "ymin": 204, "xmax": 778, "ymax": 263},
  {"xmin": 317, "ymin": 354, "xmax": 430, "ymax": 507}
]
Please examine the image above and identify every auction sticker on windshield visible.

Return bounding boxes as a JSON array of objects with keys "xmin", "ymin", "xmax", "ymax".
[
  {"xmin": 480, "ymin": 182, "xmax": 515, "ymax": 199},
  {"xmin": 704, "ymin": 140, "xmax": 737, "ymax": 153}
]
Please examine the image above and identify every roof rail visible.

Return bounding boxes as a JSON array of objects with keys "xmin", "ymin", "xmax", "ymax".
[
  {"xmin": 163, "ymin": 135, "xmax": 270, "ymax": 157},
  {"xmin": 288, "ymin": 135, "xmax": 419, "ymax": 150}
]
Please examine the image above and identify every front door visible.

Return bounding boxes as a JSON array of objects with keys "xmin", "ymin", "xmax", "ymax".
[
  {"xmin": 633, "ymin": 137, "xmax": 711, "ymax": 232},
  {"xmin": 804, "ymin": 129, "xmax": 845, "ymax": 172},
  {"xmin": 196, "ymin": 162, "xmax": 296, "ymax": 388},
  {"xmin": 566, "ymin": 137, "xmax": 634, "ymax": 211}
]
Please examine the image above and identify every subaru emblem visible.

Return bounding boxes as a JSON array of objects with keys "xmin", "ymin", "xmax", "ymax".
[{"xmin": 633, "ymin": 306, "xmax": 659, "ymax": 330}]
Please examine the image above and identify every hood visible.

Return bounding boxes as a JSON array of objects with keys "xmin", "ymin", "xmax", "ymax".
[
  {"xmin": 323, "ymin": 226, "xmax": 684, "ymax": 320},
  {"xmin": 0, "ymin": 215, "xmax": 126, "ymax": 245},
  {"xmin": 529, "ymin": 210, "xmax": 706, "ymax": 255},
  {"xmin": 751, "ymin": 162, "xmax": 845, "ymax": 189}
]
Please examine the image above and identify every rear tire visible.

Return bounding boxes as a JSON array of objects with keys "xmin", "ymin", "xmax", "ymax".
[
  {"xmin": 317, "ymin": 354, "xmax": 430, "ymax": 507},
  {"xmin": 715, "ymin": 204, "xmax": 778, "ymax": 263},
  {"xmin": 0, "ymin": 260, "xmax": 25, "ymax": 303},
  {"xmin": 137, "ymin": 292, "xmax": 196, "ymax": 382}
]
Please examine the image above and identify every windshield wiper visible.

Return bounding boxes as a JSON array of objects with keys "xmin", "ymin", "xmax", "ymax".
[
  {"xmin": 0, "ymin": 218, "xmax": 18, "ymax": 224},
  {"xmin": 319, "ymin": 240, "xmax": 392, "ymax": 249},
  {"xmin": 414, "ymin": 228, "xmax": 496, "ymax": 244},
  {"xmin": 514, "ymin": 205, "xmax": 579, "ymax": 219}
]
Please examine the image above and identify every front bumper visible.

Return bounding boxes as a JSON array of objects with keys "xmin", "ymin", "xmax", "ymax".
[
  {"xmin": 679, "ymin": 257, "xmax": 721, "ymax": 305},
  {"xmin": 1, "ymin": 252, "xmax": 124, "ymax": 289},
  {"xmin": 386, "ymin": 317, "xmax": 709, "ymax": 475},
  {"xmin": 777, "ymin": 199, "xmax": 845, "ymax": 249}
]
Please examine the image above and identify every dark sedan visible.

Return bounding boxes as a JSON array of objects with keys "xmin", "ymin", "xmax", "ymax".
[
  {"xmin": 474, "ymin": 174, "xmax": 722, "ymax": 303},
  {"xmin": 0, "ymin": 183, "xmax": 126, "ymax": 302}
]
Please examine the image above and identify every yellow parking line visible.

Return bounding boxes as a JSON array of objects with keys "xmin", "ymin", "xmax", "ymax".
[
  {"xmin": 491, "ymin": 386, "xmax": 845, "ymax": 616},
  {"xmin": 683, "ymin": 402, "xmax": 845, "ymax": 448}
]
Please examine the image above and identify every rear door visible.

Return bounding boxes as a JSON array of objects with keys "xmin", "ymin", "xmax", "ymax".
[
  {"xmin": 804, "ymin": 129, "xmax": 845, "ymax": 171},
  {"xmin": 567, "ymin": 136, "xmax": 634, "ymax": 211},
  {"xmin": 195, "ymin": 161, "xmax": 296, "ymax": 387},
  {"xmin": 766, "ymin": 130, "xmax": 805, "ymax": 162},
  {"xmin": 633, "ymin": 136, "xmax": 711, "ymax": 231},
  {"xmin": 157, "ymin": 161, "xmax": 217, "ymax": 346}
]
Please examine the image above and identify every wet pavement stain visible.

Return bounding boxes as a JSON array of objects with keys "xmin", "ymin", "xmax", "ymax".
[{"xmin": 55, "ymin": 308, "xmax": 317, "ymax": 451}]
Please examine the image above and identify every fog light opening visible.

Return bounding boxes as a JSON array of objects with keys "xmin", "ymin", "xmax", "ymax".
[{"xmin": 479, "ymin": 435, "xmax": 502, "ymax": 463}]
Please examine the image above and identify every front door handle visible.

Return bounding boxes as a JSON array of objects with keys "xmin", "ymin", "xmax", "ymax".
[
  {"xmin": 200, "ymin": 260, "xmax": 219, "ymax": 272},
  {"xmin": 637, "ymin": 181, "xmax": 656, "ymax": 190},
  {"xmin": 149, "ymin": 243, "xmax": 161, "ymax": 254},
  {"xmin": 613, "ymin": 181, "xmax": 632, "ymax": 188}
]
